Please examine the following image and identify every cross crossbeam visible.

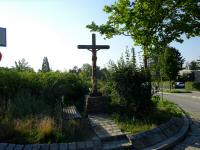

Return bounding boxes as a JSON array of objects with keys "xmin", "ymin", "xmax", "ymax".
[{"xmin": 77, "ymin": 45, "xmax": 109, "ymax": 50}]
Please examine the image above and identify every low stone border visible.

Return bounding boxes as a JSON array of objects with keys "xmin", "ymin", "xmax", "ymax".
[
  {"xmin": 0, "ymin": 114, "xmax": 190, "ymax": 150},
  {"xmin": 128, "ymin": 115, "xmax": 190, "ymax": 150},
  {"xmin": 0, "ymin": 138, "xmax": 102, "ymax": 150}
]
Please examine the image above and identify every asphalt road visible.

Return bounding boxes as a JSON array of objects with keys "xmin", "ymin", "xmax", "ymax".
[
  {"xmin": 161, "ymin": 91, "xmax": 200, "ymax": 149},
  {"xmin": 161, "ymin": 91, "xmax": 200, "ymax": 117}
]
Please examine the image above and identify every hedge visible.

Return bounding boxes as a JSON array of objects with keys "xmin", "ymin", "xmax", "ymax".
[
  {"xmin": 0, "ymin": 68, "xmax": 89, "ymax": 118},
  {"xmin": 185, "ymin": 81, "xmax": 200, "ymax": 91}
]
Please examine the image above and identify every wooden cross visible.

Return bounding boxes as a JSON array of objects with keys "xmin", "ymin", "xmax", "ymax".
[{"xmin": 78, "ymin": 34, "xmax": 110, "ymax": 96}]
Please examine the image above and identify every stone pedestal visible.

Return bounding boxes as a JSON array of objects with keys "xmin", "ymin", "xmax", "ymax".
[{"xmin": 85, "ymin": 95, "xmax": 111, "ymax": 114}]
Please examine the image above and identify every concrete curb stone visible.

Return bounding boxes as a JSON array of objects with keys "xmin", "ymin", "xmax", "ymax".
[
  {"xmin": 127, "ymin": 114, "xmax": 190, "ymax": 150},
  {"xmin": 0, "ymin": 114, "xmax": 190, "ymax": 150},
  {"xmin": 144, "ymin": 115, "xmax": 190, "ymax": 150}
]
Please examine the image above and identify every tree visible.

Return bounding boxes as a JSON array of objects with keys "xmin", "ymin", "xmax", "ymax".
[
  {"xmin": 188, "ymin": 58, "xmax": 200, "ymax": 70},
  {"xmin": 160, "ymin": 47, "xmax": 184, "ymax": 90},
  {"xmin": 13, "ymin": 58, "xmax": 33, "ymax": 71},
  {"xmin": 79, "ymin": 63, "xmax": 103, "ymax": 80},
  {"xmin": 125, "ymin": 46, "xmax": 137, "ymax": 70},
  {"xmin": 87, "ymin": 0, "xmax": 200, "ymax": 68},
  {"xmin": 189, "ymin": 61, "xmax": 199, "ymax": 70},
  {"xmin": 79, "ymin": 63, "xmax": 92, "ymax": 80},
  {"xmin": 69, "ymin": 66, "xmax": 81, "ymax": 74},
  {"xmin": 42, "ymin": 57, "xmax": 50, "ymax": 72}
]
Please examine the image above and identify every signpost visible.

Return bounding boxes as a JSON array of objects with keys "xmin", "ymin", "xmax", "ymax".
[
  {"xmin": 78, "ymin": 34, "xmax": 110, "ymax": 96},
  {"xmin": 0, "ymin": 52, "xmax": 2, "ymax": 61},
  {"xmin": 0, "ymin": 27, "xmax": 6, "ymax": 47},
  {"xmin": 0, "ymin": 27, "xmax": 6, "ymax": 61}
]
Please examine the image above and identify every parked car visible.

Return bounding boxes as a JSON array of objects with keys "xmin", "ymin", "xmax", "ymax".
[{"xmin": 175, "ymin": 82, "xmax": 185, "ymax": 88}]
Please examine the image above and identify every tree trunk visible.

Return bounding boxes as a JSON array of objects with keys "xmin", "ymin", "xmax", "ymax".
[
  {"xmin": 169, "ymin": 80, "xmax": 172, "ymax": 91},
  {"xmin": 143, "ymin": 46, "xmax": 148, "ymax": 69},
  {"xmin": 144, "ymin": 55, "xmax": 148, "ymax": 69}
]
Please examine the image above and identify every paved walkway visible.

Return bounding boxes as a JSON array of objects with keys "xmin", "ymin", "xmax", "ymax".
[
  {"xmin": 173, "ymin": 114, "xmax": 200, "ymax": 150},
  {"xmin": 88, "ymin": 114, "xmax": 132, "ymax": 149},
  {"xmin": 88, "ymin": 114, "xmax": 123, "ymax": 138}
]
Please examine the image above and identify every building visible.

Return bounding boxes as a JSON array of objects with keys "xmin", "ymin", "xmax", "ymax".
[{"xmin": 179, "ymin": 69, "xmax": 200, "ymax": 83}]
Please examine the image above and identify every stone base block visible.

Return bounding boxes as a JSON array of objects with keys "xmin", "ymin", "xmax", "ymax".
[{"xmin": 85, "ymin": 95, "xmax": 111, "ymax": 114}]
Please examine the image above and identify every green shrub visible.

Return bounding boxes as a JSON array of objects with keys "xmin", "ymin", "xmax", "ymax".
[
  {"xmin": 100, "ymin": 50, "xmax": 152, "ymax": 116},
  {"xmin": 185, "ymin": 82, "xmax": 200, "ymax": 91},
  {"xmin": 0, "ymin": 120, "xmax": 15, "ymax": 140},
  {"xmin": 6, "ymin": 93, "xmax": 51, "ymax": 119},
  {"xmin": 0, "ymin": 67, "xmax": 89, "ymax": 119},
  {"xmin": 111, "ymin": 67, "xmax": 152, "ymax": 115},
  {"xmin": 159, "ymin": 81, "xmax": 171, "ymax": 89}
]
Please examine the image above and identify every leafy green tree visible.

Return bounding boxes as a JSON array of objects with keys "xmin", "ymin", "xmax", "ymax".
[
  {"xmin": 110, "ymin": 46, "xmax": 137, "ymax": 71},
  {"xmin": 69, "ymin": 66, "xmax": 81, "ymax": 74},
  {"xmin": 13, "ymin": 58, "xmax": 33, "ymax": 72},
  {"xmin": 189, "ymin": 61, "xmax": 199, "ymax": 70},
  {"xmin": 198, "ymin": 57, "xmax": 200, "ymax": 64},
  {"xmin": 79, "ymin": 63, "xmax": 103, "ymax": 81},
  {"xmin": 160, "ymin": 47, "xmax": 184, "ymax": 90},
  {"xmin": 87, "ymin": 0, "xmax": 200, "ymax": 68},
  {"xmin": 42, "ymin": 57, "xmax": 50, "ymax": 72},
  {"xmin": 79, "ymin": 63, "xmax": 92, "ymax": 80}
]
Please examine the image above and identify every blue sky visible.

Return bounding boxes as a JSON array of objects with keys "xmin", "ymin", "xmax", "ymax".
[{"xmin": 0, "ymin": 0, "xmax": 199, "ymax": 71}]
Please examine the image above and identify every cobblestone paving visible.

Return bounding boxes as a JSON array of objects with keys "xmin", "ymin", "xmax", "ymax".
[
  {"xmin": 88, "ymin": 114, "xmax": 132, "ymax": 149},
  {"xmin": 88, "ymin": 114, "xmax": 123, "ymax": 138},
  {"xmin": 173, "ymin": 114, "xmax": 200, "ymax": 150}
]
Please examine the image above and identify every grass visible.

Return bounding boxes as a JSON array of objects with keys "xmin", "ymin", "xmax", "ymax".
[
  {"xmin": 0, "ymin": 116, "xmax": 95, "ymax": 144},
  {"xmin": 0, "ymin": 116, "xmax": 59, "ymax": 144},
  {"xmin": 112, "ymin": 97, "xmax": 183, "ymax": 135},
  {"xmin": 163, "ymin": 89, "xmax": 192, "ymax": 93},
  {"xmin": 62, "ymin": 119, "xmax": 95, "ymax": 142},
  {"xmin": 0, "ymin": 96, "xmax": 183, "ymax": 143}
]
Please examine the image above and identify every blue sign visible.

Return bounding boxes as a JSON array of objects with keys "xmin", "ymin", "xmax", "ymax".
[{"xmin": 0, "ymin": 27, "xmax": 6, "ymax": 47}]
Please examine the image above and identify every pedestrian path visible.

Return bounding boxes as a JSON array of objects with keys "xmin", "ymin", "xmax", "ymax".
[{"xmin": 88, "ymin": 114, "xmax": 132, "ymax": 150}]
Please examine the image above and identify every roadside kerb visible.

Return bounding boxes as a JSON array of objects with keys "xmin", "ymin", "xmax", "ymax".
[
  {"xmin": 0, "ymin": 111, "xmax": 190, "ymax": 150},
  {"xmin": 144, "ymin": 115, "xmax": 190, "ymax": 150},
  {"xmin": 127, "ymin": 110, "xmax": 190, "ymax": 150}
]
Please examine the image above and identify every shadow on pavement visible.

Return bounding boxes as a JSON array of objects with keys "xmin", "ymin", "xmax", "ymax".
[{"xmin": 174, "ymin": 118, "xmax": 200, "ymax": 149}]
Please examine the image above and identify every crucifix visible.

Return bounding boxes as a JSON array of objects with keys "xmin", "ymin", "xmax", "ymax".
[{"xmin": 78, "ymin": 34, "xmax": 110, "ymax": 96}]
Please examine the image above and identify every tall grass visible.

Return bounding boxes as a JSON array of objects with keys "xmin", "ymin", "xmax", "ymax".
[
  {"xmin": 0, "ymin": 116, "xmax": 56, "ymax": 143},
  {"xmin": 38, "ymin": 117, "xmax": 55, "ymax": 142},
  {"xmin": 0, "ymin": 116, "xmax": 95, "ymax": 144}
]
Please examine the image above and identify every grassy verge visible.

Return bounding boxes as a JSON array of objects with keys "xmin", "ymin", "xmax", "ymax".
[
  {"xmin": 112, "ymin": 97, "xmax": 183, "ymax": 135},
  {"xmin": 0, "ymin": 116, "xmax": 95, "ymax": 144},
  {"xmin": 163, "ymin": 89, "xmax": 192, "ymax": 93}
]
